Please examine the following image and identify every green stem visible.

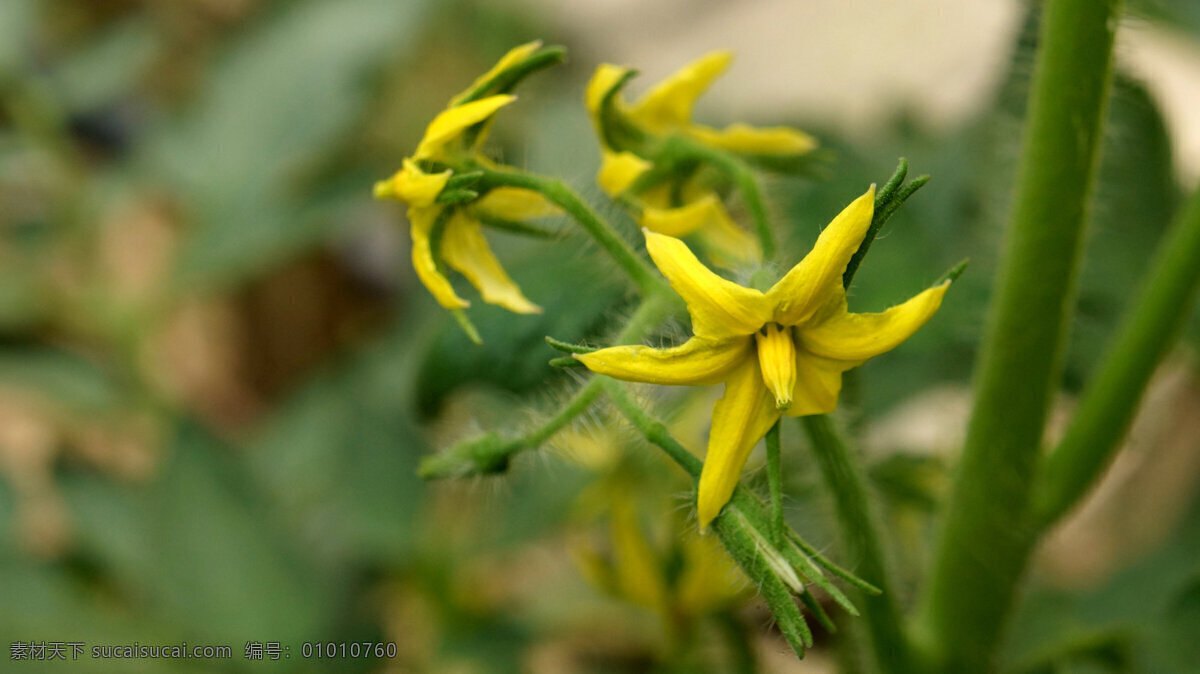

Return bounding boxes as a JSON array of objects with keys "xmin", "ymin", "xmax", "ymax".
[
  {"xmin": 668, "ymin": 137, "xmax": 775, "ymax": 258},
  {"xmin": 801, "ymin": 415, "xmax": 911, "ymax": 673},
  {"xmin": 916, "ymin": 0, "xmax": 1123, "ymax": 671},
  {"xmin": 765, "ymin": 421, "xmax": 784, "ymax": 545},
  {"xmin": 479, "ymin": 169, "xmax": 666, "ymax": 296},
  {"xmin": 1033, "ymin": 183, "xmax": 1200, "ymax": 527},
  {"xmin": 418, "ymin": 295, "xmax": 676, "ymax": 478},
  {"xmin": 601, "ymin": 378, "xmax": 702, "ymax": 479}
]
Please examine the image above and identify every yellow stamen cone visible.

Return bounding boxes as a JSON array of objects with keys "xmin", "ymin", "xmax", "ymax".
[{"xmin": 755, "ymin": 324, "xmax": 797, "ymax": 410}]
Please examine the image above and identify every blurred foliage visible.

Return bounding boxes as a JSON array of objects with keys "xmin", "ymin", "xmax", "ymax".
[{"xmin": 1, "ymin": 0, "xmax": 1198, "ymax": 672}]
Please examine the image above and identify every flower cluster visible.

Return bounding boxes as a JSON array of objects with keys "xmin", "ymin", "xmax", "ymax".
[
  {"xmin": 374, "ymin": 41, "xmax": 561, "ymax": 316},
  {"xmin": 586, "ymin": 51, "xmax": 818, "ymax": 266},
  {"xmin": 382, "ymin": 42, "xmax": 954, "ymax": 657}
]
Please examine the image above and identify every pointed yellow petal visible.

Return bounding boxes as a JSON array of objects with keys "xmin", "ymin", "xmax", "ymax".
[
  {"xmin": 408, "ymin": 206, "xmax": 469, "ymax": 310},
  {"xmin": 597, "ymin": 151, "xmax": 652, "ymax": 196},
  {"xmin": 585, "ymin": 63, "xmax": 634, "ymax": 120},
  {"xmin": 630, "ymin": 51, "xmax": 733, "ymax": 133},
  {"xmin": 644, "ymin": 230, "xmax": 771, "ymax": 339},
  {"xmin": 440, "ymin": 211, "xmax": 541, "ymax": 314},
  {"xmin": 783, "ymin": 349, "xmax": 858, "ymax": 417},
  {"xmin": 766, "ymin": 186, "xmax": 875, "ymax": 326},
  {"xmin": 575, "ymin": 336, "xmax": 752, "ymax": 386},
  {"xmin": 688, "ymin": 123, "xmax": 818, "ymax": 156},
  {"xmin": 799, "ymin": 282, "xmax": 949, "ymax": 361},
  {"xmin": 449, "ymin": 40, "xmax": 543, "ymax": 106},
  {"xmin": 611, "ymin": 500, "xmax": 668, "ymax": 609},
  {"xmin": 474, "ymin": 187, "xmax": 558, "ymax": 220},
  {"xmin": 639, "ymin": 195, "xmax": 721, "ymax": 237},
  {"xmin": 755, "ymin": 324, "xmax": 797, "ymax": 410},
  {"xmin": 697, "ymin": 357, "xmax": 781, "ymax": 530},
  {"xmin": 672, "ymin": 195, "xmax": 763, "ymax": 267},
  {"xmin": 413, "ymin": 95, "xmax": 516, "ymax": 160},
  {"xmin": 374, "ymin": 159, "xmax": 451, "ymax": 207}
]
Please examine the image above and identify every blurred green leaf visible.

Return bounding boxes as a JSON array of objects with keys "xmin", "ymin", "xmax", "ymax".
[
  {"xmin": 1006, "ymin": 491, "xmax": 1200, "ymax": 673},
  {"xmin": 142, "ymin": 0, "xmax": 434, "ymax": 291},
  {"xmin": 50, "ymin": 17, "xmax": 155, "ymax": 111},
  {"xmin": 415, "ymin": 234, "xmax": 630, "ymax": 417},
  {"xmin": 0, "ymin": 0, "xmax": 34, "ymax": 76},
  {"xmin": 0, "ymin": 347, "xmax": 126, "ymax": 413},
  {"xmin": 248, "ymin": 314, "xmax": 427, "ymax": 566},
  {"xmin": 1128, "ymin": 0, "xmax": 1200, "ymax": 36},
  {"xmin": 61, "ymin": 421, "xmax": 330, "ymax": 646}
]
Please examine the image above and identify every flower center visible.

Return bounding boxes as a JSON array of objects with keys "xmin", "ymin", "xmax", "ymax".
[{"xmin": 755, "ymin": 323, "xmax": 796, "ymax": 410}]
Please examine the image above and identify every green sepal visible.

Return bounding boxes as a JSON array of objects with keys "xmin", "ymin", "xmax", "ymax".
[
  {"xmin": 594, "ymin": 68, "xmax": 652, "ymax": 154},
  {"xmin": 436, "ymin": 189, "xmax": 479, "ymax": 205},
  {"xmin": 454, "ymin": 45, "xmax": 566, "ymax": 105},
  {"xmin": 545, "ymin": 336, "xmax": 596, "ymax": 354}
]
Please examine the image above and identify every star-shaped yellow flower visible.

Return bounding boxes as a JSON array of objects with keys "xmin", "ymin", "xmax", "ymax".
[
  {"xmin": 585, "ymin": 51, "xmax": 818, "ymax": 266},
  {"xmin": 374, "ymin": 42, "xmax": 557, "ymax": 316},
  {"xmin": 576, "ymin": 186, "xmax": 950, "ymax": 529}
]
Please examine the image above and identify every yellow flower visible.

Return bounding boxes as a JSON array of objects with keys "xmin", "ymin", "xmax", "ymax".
[
  {"xmin": 374, "ymin": 42, "xmax": 557, "ymax": 316},
  {"xmin": 576, "ymin": 186, "xmax": 951, "ymax": 529},
  {"xmin": 585, "ymin": 51, "xmax": 818, "ymax": 266}
]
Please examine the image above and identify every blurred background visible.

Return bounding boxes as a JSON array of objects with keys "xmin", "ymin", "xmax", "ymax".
[{"xmin": 2, "ymin": 0, "xmax": 1199, "ymax": 671}]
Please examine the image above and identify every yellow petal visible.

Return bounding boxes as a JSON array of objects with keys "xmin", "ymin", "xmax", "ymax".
[
  {"xmin": 597, "ymin": 151, "xmax": 652, "ymax": 196},
  {"xmin": 474, "ymin": 187, "xmax": 558, "ymax": 220},
  {"xmin": 373, "ymin": 159, "xmax": 451, "ymax": 207},
  {"xmin": 575, "ymin": 336, "xmax": 752, "ymax": 386},
  {"xmin": 629, "ymin": 51, "xmax": 733, "ymax": 133},
  {"xmin": 408, "ymin": 206, "xmax": 469, "ymax": 310},
  {"xmin": 449, "ymin": 40, "xmax": 543, "ymax": 106},
  {"xmin": 697, "ymin": 357, "xmax": 781, "ymax": 530},
  {"xmin": 783, "ymin": 348, "xmax": 858, "ymax": 417},
  {"xmin": 799, "ymin": 282, "xmax": 949, "ymax": 361},
  {"xmin": 755, "ymin": 324, "xmax": 797, "ymax": 410},
  {"xmin": 440, "ymin": 211, "xmax": 541, "ymax": 314},
  {"xmin": 585, "ymin": 63, "xmax": 634, "ymax": 120},
  {"xmin": 766, "ymin": 186, "xmax": 875, "ymax": 326},
  {"xmin": 677, "ymin": 528, "xmax": 747, "ymax": 613},
  {"xmin": 611, "ymin": 500, "xmax": 668, "ymax": 609},
  {"xmin": 413, "ymin": 95, "xmax": 516, "ymax": 160},
  {"xmin": 644, "ymin": 230, "xmax": 771, "ymax": 339},
  {"xmin": 688, "ymin": 123, "xmax": 818, "ymax": 156},
  {"xmin": 640, "ymin": 193, "xmax": 724, "ymax": 238}
]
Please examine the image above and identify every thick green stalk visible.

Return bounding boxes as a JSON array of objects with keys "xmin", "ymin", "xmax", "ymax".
[
  {"xmin": 1033, "ymin": 184, "xmax": 1200, "ymax": 527},
  {"xmin": 916, "ymin": 0, "xmax": 1123, "ymax": 670},
  {"xmin": 802, "ymin": 415, "xmax": 911, "ymax": 672},
  {"xmin": 480, "ymin": 170, "xmax": 665, "ymax": 296}
]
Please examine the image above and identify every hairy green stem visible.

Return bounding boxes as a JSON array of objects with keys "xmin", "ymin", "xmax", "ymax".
[
  {"xmin": 419, "ymin": 295, "xmax": 675, "ymax": 478},
  {"xmin": 765, "ymin": 421, "xmax": 784, "ymax": 545},
  {"xmin": 480, "ymin": 170, "xmax": 665, "ymax": 296},
  {"xmin": 801, "ymin": 415, "xmax": 911, "ymax": 673},
  {"xmin": 1033, "ymin": 183, "xmax": 1200, "ymax": 527},
  {"xmin": 916, "ymin": 0, "xmax": 1123, "ymax": 670},
  {"xmin": 668, "ymin": 137, "xmax": 776, "ymax": 258}
]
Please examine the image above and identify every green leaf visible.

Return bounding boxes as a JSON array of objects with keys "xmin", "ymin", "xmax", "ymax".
[
  {"xmin": 141, "ymin": 0, "xmax": 435, "ymax": 291},
  {"xmin": 61, "ymin": 421, "xmax": 329, "ymax": 644}
]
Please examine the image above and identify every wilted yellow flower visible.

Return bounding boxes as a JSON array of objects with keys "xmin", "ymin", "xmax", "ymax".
[
  {"xmin": 585, "ymin": 51, "xmax": 818, "ymax": 266},
  {"xmin": 576, "ymin": 187, "xmax": 951, "ymax": 529},
  {"xmin": 374, "ymin": 42, "xmax": 557, "ymax": 316}
]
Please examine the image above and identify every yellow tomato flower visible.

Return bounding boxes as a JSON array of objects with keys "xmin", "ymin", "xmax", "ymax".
[
  {"xmin": 576, "ymin": 186, "xmax": 951, "ymax": 530},
  {"xmin": 374, "ymin": 42, "xmax": 558, "ymax": 316},
  {"xmin": 585, "ymin": 51, "xmax": 818, "ymax": 266}
]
